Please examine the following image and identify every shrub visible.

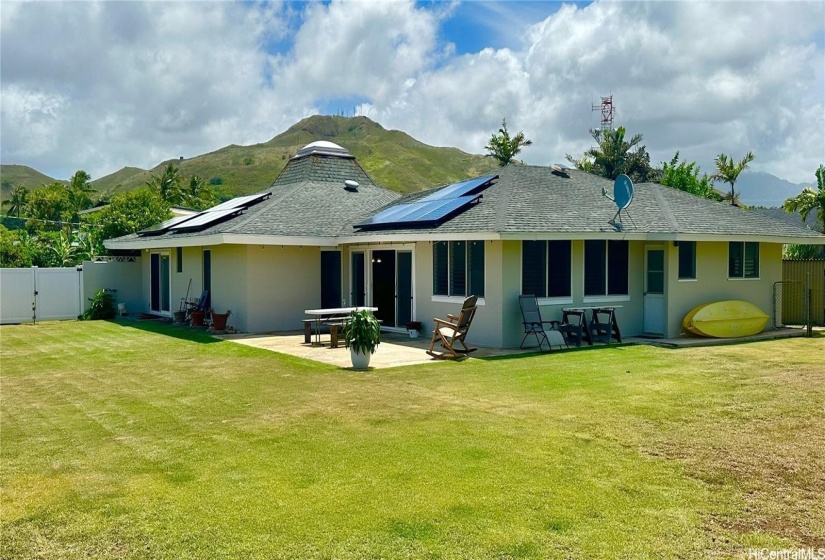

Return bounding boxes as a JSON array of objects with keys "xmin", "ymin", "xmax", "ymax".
[
  {"xmin": 81, "ymin": 289, "xmax": 116, "ymax": 320},
  {"xmin": 209, "ymin": 176, "xmax": 223, "ymax": 186}
]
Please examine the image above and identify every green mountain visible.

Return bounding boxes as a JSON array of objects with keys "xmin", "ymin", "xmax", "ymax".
[
  {"xmin": 2, "ymin": 116, "xmax": 499, "ymax": 202},
  {"xmin": 96, "ymin": 115, "xmax": 499, "ymax": 198},
  {"xmin": 91, "ymin": 166, "xmax": 149, "ymax": 197},
  {"xmin": 0, "ymin": 165, "xmax": 64, "ymax": 200}
]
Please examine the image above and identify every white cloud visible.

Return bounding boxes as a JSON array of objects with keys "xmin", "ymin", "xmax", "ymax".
[{"xmin": 1, "ymin": 0, "xmax": 823, "ymax": 185}]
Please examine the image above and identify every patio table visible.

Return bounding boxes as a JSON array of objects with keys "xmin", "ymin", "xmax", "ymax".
[
  {"xmin": 562, "ymin": 306, "xmax": 623, "ymax": 346},
  {"xmin": 304, "ymin": 307, "xmax": 378, "ymax": 346}
]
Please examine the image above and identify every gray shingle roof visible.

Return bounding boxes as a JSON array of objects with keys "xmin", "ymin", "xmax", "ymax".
[
  {"xmin": 108, "ymin": 160, "xmax": 824, "ymax": 246},
  {"xmin": 348, "ymin": 165, "xmax": 825, "ymax": 240},
  {"xmin": 109, "ymin": 154, "xmax": 400, "ymax": 243}
]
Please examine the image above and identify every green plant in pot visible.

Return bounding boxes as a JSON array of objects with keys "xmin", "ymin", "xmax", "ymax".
[{"xmin": 342, "ymin": 309, "xmax": 381, "ymax": 369}]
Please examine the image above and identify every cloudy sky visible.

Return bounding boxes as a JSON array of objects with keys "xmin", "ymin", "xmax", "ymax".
[{"xmin": 2, "ymin": 0, "xmax": 823, "ymax": 184}]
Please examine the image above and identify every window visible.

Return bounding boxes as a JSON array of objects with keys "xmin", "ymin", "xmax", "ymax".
[
  {"xmin": 176, "ymin": 247, "xmax": 183, "ymax": 273},
  {"xmin": 729, "ymin": 242, "xmax": 759, "ymax": 278},
  {"xmin": 521, "ymin": 240, "xmax": 571, "ymax": 298},
  {"xmin": 678, "ymin": 241, "xmax": 696, "ymax": 280},
  {"xmin": 584, "ymin": 240, "xmax": 628, "ymax": 296},
  {"xmin": 433, "ymin": 241, "xmax": 484, "ymax": 297}
]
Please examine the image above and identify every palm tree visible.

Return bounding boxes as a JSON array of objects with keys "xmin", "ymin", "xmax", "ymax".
[
  {"xmin": 485, "ymin": 119, "xmax": 532, "ymax": 166},
  {"xmin": 712, "ymin": 152, "xmax": 755, "ymax": 206},
  {"xmin": 184, "ymin": 175, "xmax": 216, "ymax": 210},
  {"xmin": 147, "ymin": 164, "xmax": 185, "ymax": 206},
  {"xmin": 566, "ymin": 126, "xmax": 656, "ymax": 182},
  {"xmin": 67, "ymin": 169, "xmax": 96, "ymax": 214},
  {"xmin": 2, "ymin": 185, "xmax": 30, "ymax": 218},
  {"xmin": 783, "ymin": 164, "xmax": 825, "ymax": 234}
]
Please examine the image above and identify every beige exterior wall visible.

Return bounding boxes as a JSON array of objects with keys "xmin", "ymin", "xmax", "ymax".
[
  {"xmin": 245, "ymin": 245, "xmax": 321, "ymax": 332},
  {"xmin": 132, "ymin": 238, "xmax": 784, "ymax": 344},
  {"xmin": 665, "ymin": 241, "xmax": 782, "ymax": 337},
  {"xmin": 499, "ymin": 240, "xmax": 645, "ymax": 347},
  {"xmin": 82, "ymin": 258, "xmax": 144, "ymax": 315},
  {"xmin": 412, "ymin": 241, "xmax": 504, "ymax": 348}
]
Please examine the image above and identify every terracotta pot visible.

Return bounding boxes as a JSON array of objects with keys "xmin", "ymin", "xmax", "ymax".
[
  {"xmin": 212, "ymin": 312, "xmax": 230, "ymax": 331},
  {"xmin": 191, "ymin": 311, "xmax": 205, "ymax": 327}
]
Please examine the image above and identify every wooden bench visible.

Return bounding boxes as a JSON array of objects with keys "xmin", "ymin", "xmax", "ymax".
[
  {"xmin": 303, "ymin": 317, "xmax": 335, "ymax": 343},
  {"xmin": 324, "ymin": 318, "xmax": 383, "ymax": 349}
]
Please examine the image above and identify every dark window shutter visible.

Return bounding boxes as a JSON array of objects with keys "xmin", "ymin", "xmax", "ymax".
[
  {"xmin": 744, "ymin": 242, "xmax": 759, "ymax": 278},
  {"xmin": 433, "ymin": 242, "xmax": 448, "ymax": 295},
  {"xmin": 729, "ymin": 242, "xmax": 743, "ymax": 278},
  {"xmin": 547, "ymin": 240, "xmax": 571, "ymax": 297},
  {"xmin": 449, "ymin": 241, "xmax": 466, "ymax": 296},
  {"xmin": 584, "ymin": 240, "xmax": 606, "ymax": 296},
  {"xmin": 521, "ymin": 241, "xmax": 547, "ymax": 297},
  {"xmin": 607, "ymin": 240, "xmax": 629, "ymax": 295},
  {"xmin": 678, "ymin": 241, "xmax": 696, "ymax": 279}
]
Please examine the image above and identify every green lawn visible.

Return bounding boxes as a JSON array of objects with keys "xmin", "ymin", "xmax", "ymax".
[{"xmin": 1, "ymin": 321, "xmax": 823, "ymax": 559}]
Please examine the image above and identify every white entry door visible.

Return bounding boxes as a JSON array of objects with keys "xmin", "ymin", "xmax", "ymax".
[{"xmin": 644, "ymin": 248, "xmax": 665, "ymax": 335}]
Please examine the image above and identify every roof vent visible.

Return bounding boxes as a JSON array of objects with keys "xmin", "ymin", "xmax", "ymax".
[
  {"xmin": 344, "ymin": 180, "xmax": 359, "ymax": 192},
  {"xmin": 551, "ymin": 164, "xmax": 570, "ymax": 177}
]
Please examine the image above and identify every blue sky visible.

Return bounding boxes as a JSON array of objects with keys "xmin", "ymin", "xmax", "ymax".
[{"xmin": 1, "ymin": 0, "xmax": 823, "ymax": 184}]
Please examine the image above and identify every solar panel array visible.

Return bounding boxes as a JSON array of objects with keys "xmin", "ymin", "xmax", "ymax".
[
  {"xmin": 356, "ymin": 174, "xmax": 497, "ymax": 230},
  {"xmin": 136, "ymin": 192, "xmax": 271, "ymax": 236}
]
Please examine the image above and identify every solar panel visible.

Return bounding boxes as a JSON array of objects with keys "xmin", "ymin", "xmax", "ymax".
[
  {"xmin": 170, "ymin": 208, "xmax": 241, "ymax": 232},
  {"xmin": 356, "ymin": 196, "xmax": 479, "ymax": 229},
  {"xmin": 137, "ymin": 215, "xmax": 198, "ymax": 236},
  {"xmin": 207, "ymin": 192, "xmax": 270, "ymax": 213},
  {"xmin": 419, "ymin": 174, "xmax": 497, "ymax": 203}
]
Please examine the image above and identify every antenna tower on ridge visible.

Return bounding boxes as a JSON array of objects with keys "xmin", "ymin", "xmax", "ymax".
[{"xmin": 590, "ymin": 95, "xmax": 615, "ymax": 133}]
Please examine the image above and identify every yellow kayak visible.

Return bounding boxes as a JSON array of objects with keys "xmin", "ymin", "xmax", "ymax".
[{"xmin": 683, "ymin": 300, "xmax": 769, "ymax": 338}]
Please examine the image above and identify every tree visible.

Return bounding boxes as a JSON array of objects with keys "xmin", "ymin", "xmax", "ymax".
[
  {"xmin": 485, "ymin": 119, "xmax": 532, "ymax": 166},
  {"xmin": 659, "ymin": 152, "xmax": 722, "ymax": 201},
  {"xmin": 783, "ymin": 164, "xmax": 824, "ymax": 234},
  {"xmin": 566, "ymin": 126, "xmax": 657, "ymax": 183},
  {"xmin": 147, "ymin": 163, "xmax": 185, "ymax": 206},
  {"xmin": 94, "ymin": 188, "xmax": 172, "ymax": 241},
  {"xmin": 25, "ymin": 183, "xmax": 73, "ymax": 229},
  {"xmin": 67, "ymin": 170, "xmax": 96, "ymax": 213},
  {"xmin": 184, "ymin": 175, "xmax": 216, "ymax": 210},
  {"xmin": 711, "ymin": 151, "xmax": 755, "ymax": 206},
  {"xmin": 2, "ymin": 185, "xmax": 30, "ymax": 218},
  {"xmin": 0, "ymin": 225, "xmax": 34, "ymax": 267}
]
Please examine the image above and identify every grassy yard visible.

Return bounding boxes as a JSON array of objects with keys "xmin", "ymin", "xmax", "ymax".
[{"xmin": 1, "ymin": 321, "xmax": 823, "ymax": 559}]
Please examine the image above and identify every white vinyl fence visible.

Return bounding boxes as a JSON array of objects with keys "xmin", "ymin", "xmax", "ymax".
[{"xmin": 0, "ymin": 266, "xmax": 84, "ymax": 324}]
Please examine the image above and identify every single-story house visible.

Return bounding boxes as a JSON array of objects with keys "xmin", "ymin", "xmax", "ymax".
[{"xmin": 105, "ymin": 140, "xmax": 825, "ymax": 347}]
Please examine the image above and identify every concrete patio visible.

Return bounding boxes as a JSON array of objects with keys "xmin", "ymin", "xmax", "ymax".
[
  {"xmin": 216, "ymin": 326, "xmax": 816, "ymax": 369},
  {"xmin": 218, "ymin": 329, "xmax": 547, "ymax": 369}
]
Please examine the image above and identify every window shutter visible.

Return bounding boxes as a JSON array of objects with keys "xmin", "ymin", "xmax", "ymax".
[
  {"xmin": 449, "ymin": 241, "xmax": 466, "ymax": 296},
  {"xmin": 584, "ymin": 240, "xmax": 606, "ymax": 296},
  {"xmin": 547, "ymin": 240, "xmax": 571, "ymax": 297},
  {"xmin": 607, "ymin": 240, "xmax": 629, "ymax": 295},
  {"xmin": 468, "ymin": 241, "xmax": 485, "ymax": 298},
  {"xmin": 433, "ymin": 242, "xmax": 448, "ymax": 295},
  {"xmin": 522, "ymin": 241, "xmax": 547, "ymax": 297}
]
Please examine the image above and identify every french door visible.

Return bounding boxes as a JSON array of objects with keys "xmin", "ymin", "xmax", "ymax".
[{"xmin": 150, "ymin": 252, "xmax": 171, "ymax": 315}]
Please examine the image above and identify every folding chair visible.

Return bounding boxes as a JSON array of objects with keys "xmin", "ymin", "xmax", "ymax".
[
  {"xmin": 426, "ymin": 295, "xmax": 478, "ymax": 359},
  {"xmin": 518, "ymin": 295, "xmax": 567, "ymax": 352},
  {"xmin": 183, "ymin": 290, "xmax": 209, "ymax": 323}
]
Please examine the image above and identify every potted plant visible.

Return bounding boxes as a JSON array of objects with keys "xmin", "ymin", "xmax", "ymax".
[
  {"xmin": 211, "ymin": 309, "xmax": 231, "ymax": 331},
  {"xmin": 342, "ymin": 309, "xmax": 381, "ymax": 369},
  {"xmin": 406, "ymin": 320, "xmax": 423, "ymax": 338}
]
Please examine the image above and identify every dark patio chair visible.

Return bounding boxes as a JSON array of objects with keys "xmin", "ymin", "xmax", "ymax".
[
  {"xmin": 518, "ymin": 295, "xmax": 567, "ymax": 352},
  {"xmin": 426, "ymin": 295, "xmax": 478, "ymax": 359},
  {"xmin": 183, "ymin": 290, "xmax": 209, "ymax": 322}
]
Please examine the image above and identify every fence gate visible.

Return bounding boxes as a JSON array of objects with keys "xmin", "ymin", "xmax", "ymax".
[
  {"xmin": 773, "ymin": 281, "xmax": 804, "ymax": 327},
  {"xmin": 0, "ymin": 266, "xmax": 84, "ymax": 324},
  {"xmin": 782, "ymin": 259, "xmax": 825, "ymax": 326}
]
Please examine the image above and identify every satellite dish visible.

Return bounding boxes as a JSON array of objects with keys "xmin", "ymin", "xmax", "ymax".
[
  {"xmin": 613, "ymin": 174, "xmax": 634, "ymax": 210},
  {"xmin": 603, "ymin": 174, "xmax": 635, "ymax": 230}
]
